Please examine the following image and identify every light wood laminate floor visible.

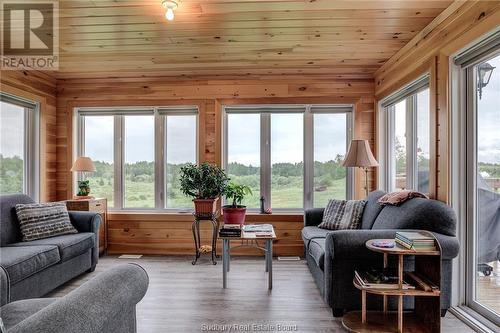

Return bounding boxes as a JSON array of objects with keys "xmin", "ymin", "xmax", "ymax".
[{"xmin": 48, "ymin": 256, "xmax": 474, "ymax": 333}]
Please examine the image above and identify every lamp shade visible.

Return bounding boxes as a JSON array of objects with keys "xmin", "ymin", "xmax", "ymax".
[
  {"xmin": 342, "ymin": 140, "xmax": 379, "ymax": 168},
  {"xmin": 71, "ymin": 156, "xmax": 96, "ymax": 172}
]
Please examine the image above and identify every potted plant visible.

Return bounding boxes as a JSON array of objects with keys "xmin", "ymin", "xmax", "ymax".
[
  {"xmin": 222, "ymin": 182, "xmax": 253, "ymax": 225},
  {"xmin": 179, "ymin": 162, "xmax": 229, "ymax": 216}
]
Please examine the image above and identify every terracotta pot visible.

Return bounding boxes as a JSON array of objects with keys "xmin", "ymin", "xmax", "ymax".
[
  {"xmin": 193, "ymin": 198, "xmax": 219, "ymax": 216},
  {"xmin": 222, "ymin": 206, "xmax": 247, "ymax": 225}
]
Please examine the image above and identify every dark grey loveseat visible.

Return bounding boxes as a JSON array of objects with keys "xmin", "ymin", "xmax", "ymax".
[
  {"xmin": 302, "ymin": 190, "xmax": 460, "ymax": 317},
  {"xmin": 0, "ymin": 194, "xmax": 101, "ymax": 306},
  {"xmin": 0, "ymin": 263, "xmax": 148, "ymax": 333}
]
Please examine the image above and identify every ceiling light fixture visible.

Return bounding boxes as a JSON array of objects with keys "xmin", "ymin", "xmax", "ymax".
[{"xmin": 162, "ymin": 0, "xmax": 179, "ymax": 21}]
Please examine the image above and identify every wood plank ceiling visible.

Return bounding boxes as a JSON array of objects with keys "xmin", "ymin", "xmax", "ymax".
[{"xmin": 57, "ymin": 0, "xmax": 454, "ymax": 79}]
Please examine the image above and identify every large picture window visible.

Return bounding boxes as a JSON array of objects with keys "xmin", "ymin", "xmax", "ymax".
[
  {"xmin": 381, "ymin": 76, "xmax": 430, "ymax": 193},
  {"xmin": 224, "ymin": 105, "xmax": 353, "ymax": 210},
  {"xmin": 77, "ymin": 107, "xmax": 198, "ymax": 210},
  {"xmin": 0, "ymin": 93, "xmax": 38, "ymax": 199}
]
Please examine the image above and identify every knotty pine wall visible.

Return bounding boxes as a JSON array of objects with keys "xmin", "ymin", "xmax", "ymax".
[
  {"xmin": 0, "ymin": 71, "xmax": 58, "ymax": 202},
  {"xmin": 374, "ymin": 0, "xmax": 500, "ymax": 203},
  {"xmin": 56, "ymin": 76, "xmax": 376, "ymax": 256}
]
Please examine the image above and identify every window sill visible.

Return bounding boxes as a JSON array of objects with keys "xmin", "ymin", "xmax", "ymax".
[{"xmin": 107, "ymin": 210, "xmax": 304, "ymax": 222}]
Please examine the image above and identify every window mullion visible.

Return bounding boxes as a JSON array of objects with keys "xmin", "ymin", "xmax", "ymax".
[
  {"xmin": 114, "ymin": 115, "xmax": 124, "ymax": 210},
  {"xmin": 155, "ymin": 111, "xmax": 165, "ymax": 209},
  {"xmin": 261, "ymin": 113, "xmax": 271, "ymax": 210},
  {"xmin": 303, "ymin": 108, "xmax": 313, "ymax": 209},
  {"xmin": 405, "ymin": 97, "xmax": 415, "ymax": 190}
]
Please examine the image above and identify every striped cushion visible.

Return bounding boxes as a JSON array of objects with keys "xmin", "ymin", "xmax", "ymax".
[
  {"xmin": 318, "ymin": 199, "xmax": 367, "ymax": 230},
  {"xmin": 15, "ymin": 202, "xmax": 77, "ymax": 242}
]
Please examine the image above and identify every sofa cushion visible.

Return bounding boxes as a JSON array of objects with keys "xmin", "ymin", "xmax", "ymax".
[
  {"xmin": 0, "ymin": 194, "xmax": 34, "ymax": 246},
  {"xmin": 0, "ymin": 246, "xmax": 60, "ymax": 284},
  {"xmin": 308, "ymin": 238, "xmax": 326, "ymax": 271},
  {"xmin": 360, "ymin": 190, "xmax": 386, "ymax": 229},
  {"xmin": 319, "ymin": 199, "xmax": 366, "ymax": 230},
  {"xmin": 15, "ymin": 202, "xmax": 78, "ymax": 242},
  {"xmin": 301, "ymin": 226, "xmax": 330, "ymax": 247},
  {"xmin": 0, "ymin": 298, "xmax": 56, "ymax": 330},
  {"xmin": 7, "ymin": 233, "xmax": 95, "ymax": 262},
  {"xmin": 372, "ymin": 198, "xmax": 457, "ymax": 236}
]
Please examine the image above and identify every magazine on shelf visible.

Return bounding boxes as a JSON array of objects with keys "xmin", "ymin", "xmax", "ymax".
[
  {"xmin": 243, "ymin": 224, "xmax": 273, "ymax": 233},
  {"xmin": 354, "ymin": 269, "xmax": 415, "ymax": 290}
]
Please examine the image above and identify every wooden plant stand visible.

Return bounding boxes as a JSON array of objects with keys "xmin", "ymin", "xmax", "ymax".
[
  {"xmin": 191, "ymin": 212, "xmax": 220, "ymax": 265},
  {"xmin": 342, "ymin": 233, "xmax": 441, "ymax": 333}
]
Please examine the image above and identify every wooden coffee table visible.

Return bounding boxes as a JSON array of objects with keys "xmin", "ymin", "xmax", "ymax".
[{"xmin": 219, "ymin": 226, "xmax": 276, "ymax": 290}]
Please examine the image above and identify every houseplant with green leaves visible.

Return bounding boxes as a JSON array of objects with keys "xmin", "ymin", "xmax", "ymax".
[
  {"xmin": 222, "ymin": 182, "xmax": 253, "ymax": 225},
  {"xmin": 179, "ymin": 162, "xmax": 229, "ymax": 215}
]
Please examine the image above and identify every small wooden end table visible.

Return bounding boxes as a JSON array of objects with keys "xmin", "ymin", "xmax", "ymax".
[
  {"xmin": 219, "ymin": 226, "xmax": 276, "ymax": 290},
  {"xmin": 342, "ymin": 234, "xmax": 442, "ymax": 333}
]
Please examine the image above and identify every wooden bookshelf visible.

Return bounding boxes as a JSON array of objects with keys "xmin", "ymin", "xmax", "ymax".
[{"xmin": 343, "ymin": 233, "xmax": 442, "ymax": 333}]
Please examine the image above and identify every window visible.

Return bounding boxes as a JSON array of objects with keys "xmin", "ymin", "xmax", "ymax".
[
  {"xmin": 313, "ymin": 113, "xmax": 348, "ymax": 207},
  {"xmin": 0, "ymin": 93, "xmax": 38, "ymax": 199},
  {"xmin": 77, "ymin": 107, "xmax": 198, "ymax": 210},
  {"xmin": 224, "ymin": 105, "xmax": 352, "ymax": 210},
  {"xmin": 381, "ymin": 76, "xmax": 430, "ymax": 192},
  {"xmin": 123, "ymin": 116, "xmax": 155, "ymax": 208},
  {"xmin": 456, "ymin": 42, "xmax": 500, "ymax": 324},
  {"xmin": 83, "ymin": 116, "xmax": 114, "ymax": 206}
]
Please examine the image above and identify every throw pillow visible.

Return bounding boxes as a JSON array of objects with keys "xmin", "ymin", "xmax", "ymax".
[
  {"xmin": 318, "ymin": 199, "xmax": 367, "ymax": 230},
  {"xmin": 15, "ymin": 202, "xmax": 78, "ymax": 242}
]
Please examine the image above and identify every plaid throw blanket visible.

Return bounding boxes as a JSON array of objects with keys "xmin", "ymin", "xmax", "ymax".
[{"xmin": 318, "ymin": 199, "xmax": 367, "ymax": 230}]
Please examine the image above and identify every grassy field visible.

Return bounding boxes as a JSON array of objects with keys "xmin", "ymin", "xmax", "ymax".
[{"xmin": 87, "ymin": 175, "xmax": 346, "ymax": 209}]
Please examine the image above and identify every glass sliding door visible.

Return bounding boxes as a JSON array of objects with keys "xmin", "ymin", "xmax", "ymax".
[{"xmin": 467, "ymin": 52, "xmax": 500, "ymax": 324}]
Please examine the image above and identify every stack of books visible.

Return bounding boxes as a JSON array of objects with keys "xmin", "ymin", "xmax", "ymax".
[
  {"xmin": 354, "ymin": 269, "xmax": 415, "ymax": 290},
  {"xmin": 395, "ymin": 231, "xmax": 436, "ymax": 251},
  {"xmin": 219, "ymin": 224, "xmax": 241, "ymax": 238}
]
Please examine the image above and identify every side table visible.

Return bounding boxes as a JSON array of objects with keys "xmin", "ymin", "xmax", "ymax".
[
  {"xmin": 191, "ymin": 212, "xmax": 220, "ymax": 265},
  {"xmin": 342, "ymin": 233, "xmax": 442, "ymax": 333},
  {"xmin": 219, "ymin": 226, "xmax": 276, "ymax": 290}
]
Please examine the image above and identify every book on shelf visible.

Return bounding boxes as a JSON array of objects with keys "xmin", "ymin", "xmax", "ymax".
[
  {"xmin": 219, "ymin": 226, "xmax": 242, "ymax": 237},
  {"xmin": 405, "ymin": 272, "xmax": 439, "ymax": 291},
  {"xmin": 354, "ymin": 269, "xmax": 415, "ymax": 290},
  {"xmin": 242, "ymin": 224, "xmax": 273, "ymax": 233},
  {"xmin": 395, "ymin": 231, "xmax": 436, "ymax": 251}
]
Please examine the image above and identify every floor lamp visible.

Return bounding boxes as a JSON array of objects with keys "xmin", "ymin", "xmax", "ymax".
[{"xmin": 342, "ymin": 140, "xmax": 379, "ymax": 197}]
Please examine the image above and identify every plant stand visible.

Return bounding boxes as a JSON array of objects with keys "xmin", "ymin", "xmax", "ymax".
[
  {"xmin": 191, "ymin": 212, "xmax": 220, "ymax": 265},
  {"xmin": 342, "ymin": 234, "xmax": 442, "ymax": 333}
]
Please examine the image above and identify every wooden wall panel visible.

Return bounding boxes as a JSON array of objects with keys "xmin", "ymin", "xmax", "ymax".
[
  {"xmin": 56, "ymin": 76, "xmax": 375, "ymax": 255},
  {"xmin": 374, "ymin": 1, "xmax": 500, "ymax": 203},
  {"xmin": 0, "ymin": 71, "xmax": 58, "ymax": 202}
]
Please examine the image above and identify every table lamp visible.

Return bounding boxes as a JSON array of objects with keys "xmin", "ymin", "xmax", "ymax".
[
  {"xmin": 342, "ymin": 140, "xmax": 379, "ymax": 197},
  {"xmin": 71, "ymin": 156, "xmax": 96, "ymax": 199}
]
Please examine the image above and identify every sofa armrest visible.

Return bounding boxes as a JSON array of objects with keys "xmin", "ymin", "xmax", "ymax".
[
  {"xmin": 8, "ymin": 264, "xmax": 149, "ymax": 333},
  {"xmin": 68, "ymin": 211, "xmax": 101, "ymax": 233},
  {"xmin": 304, "ymin": 208, "xmax": 324, "ymax": 227},
  {"xmin": 325, "ymin": 229, "xmax": 460, "ymax": 261},
  {"xmin": 68, "ymin": 211, "xmax": 101, "ymax": 269},
  {"xmin": 0, "ymin": 265, "xmax": 10, "ymax": 306}
]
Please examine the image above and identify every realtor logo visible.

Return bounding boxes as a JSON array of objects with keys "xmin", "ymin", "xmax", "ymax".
[{"xmin": 1, "ymin": 1, "xmax": 59, "ymax": 70}]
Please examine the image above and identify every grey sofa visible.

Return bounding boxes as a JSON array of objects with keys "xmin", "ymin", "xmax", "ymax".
[
  {"xmin": 302, "ymin": 190, "xmax": 460, "ymax": 317},
  {"xmin": 0, "ymin": 194, "xmax": 101, "ymax": 306},
  {"xmin": 0, "ymin": 263, "xmax": 148, "ymax": 333}
]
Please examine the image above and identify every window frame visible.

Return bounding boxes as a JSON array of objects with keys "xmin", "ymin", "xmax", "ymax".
[
  {"xmin": 222, "ymin": 104, "xmax": 354, "ymax": 212},
  {"xmin": 76, "ymin": 106, "xmax": 199, "ymax": 211},
  {"xmin": 0, "ymin": 92, "xmax": 40, "ymax": 200},
  {"xmin": 380, "ymin": 76, "xmax": 430, "ymax": 192}
]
